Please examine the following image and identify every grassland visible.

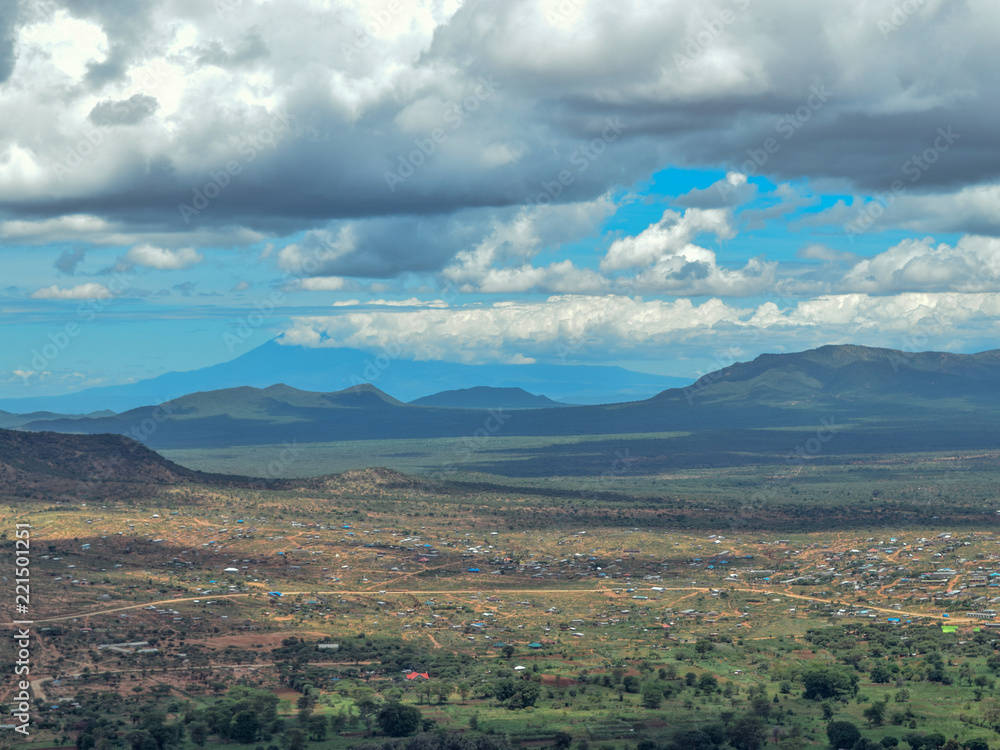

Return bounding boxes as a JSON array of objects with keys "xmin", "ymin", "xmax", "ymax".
[{"xmin": 4, "ymin": 447, "xmax": 1000, "ymax": 750}]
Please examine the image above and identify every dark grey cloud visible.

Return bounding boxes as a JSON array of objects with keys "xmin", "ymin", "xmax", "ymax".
[
  {"xmin": 4, "ymin": 0, "xmax": 1000, "ymax": 282},
  {"xmin": 54, "ymin": 247, "xmax": 86, "ymax": 274},
  {"xmin": 88, "ymin": 93, "xmax": 159, "ymax": 126},
  {"xmin": 195, "ymin": 29, "xmax": 268, "ymax": 67},
  {"xmin": 60, "ymin": 0, "xmax": 160, "ymax": 88},
  {"xmin": 0, "ymin": 0, "xmax": 18, "ymax": 85},
  {"xmin": 281, "ymin": 212, "xmax": 509, "ymax": 278}
]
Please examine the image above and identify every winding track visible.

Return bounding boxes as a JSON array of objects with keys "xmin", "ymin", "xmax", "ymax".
[{"xmin": 7, "ymin": 585, "xmax": 969, "ymax": 626}]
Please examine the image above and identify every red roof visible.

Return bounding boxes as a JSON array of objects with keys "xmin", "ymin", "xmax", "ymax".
[{"xmin": 406, "ymin": 672, "xmax": 430, "ymax": 680}]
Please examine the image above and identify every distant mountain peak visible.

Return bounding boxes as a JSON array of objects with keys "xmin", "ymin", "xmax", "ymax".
[
  {"xmin": 659, "ymin": 343, "xmax": 1000, "ymax": 404},
  {"xmin": 0, "ymin": 339, "xmax": 679, "ymax": 413},
  {"xmin": 410, "ymin": 385, "xmax": 570, "ymax": 409}
]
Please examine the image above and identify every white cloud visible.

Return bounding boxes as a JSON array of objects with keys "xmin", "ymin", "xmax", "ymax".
[
  {"xmin": 601, "ymin": 208, "xmax": 735, "ymax": 272},
  {"xmin": 840, "ymin": 235, "xmax": 1000, "ymax": 293},
  {"xmin": 1, "ymin": 214, "xmax": 116, "ymax": 240},
  {"xmin": 30, "ymin": 282, "xmax": 112, "ymax": 299},
  {"xmin": 280, "ymin": 291, "xmax": 1000, "ymax": 366},
  {"xmin": 278, "ymin": 226, "xmax": 358, "ymax": 273},
  {"xmin": 593, "ymin": 207, "xmax": 776, "ymax": 296},
  {"xmin": 124, "ymin": 245, "xmax": 203, "ymax": 270},
  {"xmin": 799, "ymin": 182, "xmax": 1000, "ymax": 237},
  {"xmin": 363, "ymin": 298, "xmax": 450, "ymax": 307},
  {"xmin": 0, "ymin": 214, "xmax": 265, "ymax": 249},
  {"xmin": 797, "ymin": 244, "xmax": 859, "ymax": 263},
  {"xmin": 280, "ymin": 295, "xmax": 756, "ymax": 363},
  {"xmin": 299, "ymin": 276, "xmax": 347, "ymax": 291},
  {"xmin": 439, "ymin": 197, "xmax": 616, "ymax": 293},
  {"xmin": 17, "ymin": 9, "xmax": 108, "ymax": 81}
]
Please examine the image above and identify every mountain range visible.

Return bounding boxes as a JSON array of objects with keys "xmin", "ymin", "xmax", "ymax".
[
  {"xmin": 0, "ymin": 409, "xmax": 115, "ymax": 429},
  {"xmin": 0, "ymin": 338, "xmax": 683, "ymax": 414},
  {"xmin": 13, "ymin": 344, "xmax": 1000, "ymax": 451},
  {"xmin": 409, "ymin": 386, "xmax": 570, "ymax": 409}
]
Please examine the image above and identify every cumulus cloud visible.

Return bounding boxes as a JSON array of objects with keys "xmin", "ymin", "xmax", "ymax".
[
  {"xmin": 361, "ymin": 298, "xmax": 450, "ymax": 308},
  {"xmin": 31, "ymin": 282, "xmax": 112, "ymax": 299},
  {"xmin": 602, "ymin": 209, "xmax": 735, "ymax": 272},
  {"xmin": 589, "ymin": 207, "xmax": 775, "ymax": 296},
  {"xmin": 280, "ymin": 295, "xmax": 755, "ymax": 363},
  {"xmin": 840, "ymin": 235, "xmax": 1000, "ymax": 294},
  {"xmin": 442, "ymin": 197, "xmax": 616, "ymax": 293},
  {"xmin": 122, "ymin": 245, "xmax": 203, "ymax": 270},
  {"xmin": 1, "ymin": 0, "xmax": 999, "ymax": 244},
  {"xmin": 299, "ymin": 276, "xmax": 347, "ymax": 291},
  {"xmin": 280, "ymin": 291, "xmax": 1000, "ymax": 365},
  {"xmin": 803, "ymin": 183, "xmax": 1000, "ymax": 238}
]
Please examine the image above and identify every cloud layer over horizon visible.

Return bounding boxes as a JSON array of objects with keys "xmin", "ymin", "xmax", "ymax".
[{"xmin": 2, "ymin": 0, "xmax": 999, "ymax": 397}]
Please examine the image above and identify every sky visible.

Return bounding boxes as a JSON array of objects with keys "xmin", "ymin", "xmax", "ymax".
[{"xmin": 2, "ymin": 0, "xmax": 1000, "ymax": 400}]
